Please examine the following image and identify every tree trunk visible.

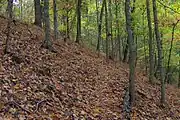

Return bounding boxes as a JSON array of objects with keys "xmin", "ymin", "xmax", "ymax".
[
  {"xmin": 123, "ymin": 40, "xmax": 128, "ymax": 63},
  {"xmin": 75, "ymin": 0, "xmax": 82, "ymax": 43},
  {"xmin": 104, "ymin": 0, "xmax": 109, "ymax": 60},
  {"xmin": 53, "ymin": 0, "xmax": 58, "ymax": 40},
  {"xmin": 146, "ymin": 0, "xmax": 154, "ymax": 83},
  {"xmin": 34, "ymin": 0, "xmax": 42, "ymax": 27},
  {"xmin": 42, "ymin": 0, "xmax": 52, "ymax": 49},
  {"xmin": 96, "ymin": 0, "xmax": 105, "ymax": 54},
  {"xmin": 115, "ymin": 0, "xmax": 122, "ymax": 61},
  {"xmin": 4, "ymin": 0, "xmax": 13, "ymax": 54},
  {"xmin": 6, "ymin": 0, "xmax": 13, "ymax": 19},
  {"xmin": 108, "ymin": 0, "xmax": 113, "ymax": 59},
  {"xmin": 125, "ymin": 0, "xmax": 136, "ymax": 107},
  {"xmin": 66, "ymin": 10, "xmax": 70, "ymax": 41},
  {"xmin": 152, "ymin": 0, "xmax": 165, "ymax": 104},
  {"xmin": 165, "ymin": 20, "xmax": 179, "ymax": 84},
  {"xmin": 178, "ymin": 60, "xmax": 180, "ymax": 88}
]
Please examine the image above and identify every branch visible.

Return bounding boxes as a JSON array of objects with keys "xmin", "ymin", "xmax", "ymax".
[{"xmin": 157, "ymin": 0, "xmax": 180, "ymax": 15}]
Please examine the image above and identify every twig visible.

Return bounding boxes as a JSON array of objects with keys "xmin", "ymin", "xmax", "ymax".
[
  {"xmin": 6, "ymin": 101, "xmax": 31, "ymax": 114},
  {"xmin": 157, "ymin": 0, "xmax": 180, "ymax": 15},
  {"xmin": 34, "ymin": 99, "xmax": 49, "ymax": 112}
]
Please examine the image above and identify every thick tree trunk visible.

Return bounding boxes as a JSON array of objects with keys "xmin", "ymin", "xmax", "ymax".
[
  {"xmin": 43, "ymin": 0, "xmax": 52, "ymax": 49},
  {"xmin": 125, "ymin": 0, "xmax": 136, "ymax": 107},
  {"xmin": 146, "ymin": 0, "xmax": 154, "ymax": 83},
  {"xmin": 75, "ymin": 0, "xmax": 82, "ymax": 43},
  {"xmin": 152, "ymin": 0, "xmax": 165, "ymax": 104},
  {"xmin": 53, "ymin": 0, "xmax": 58, "ymax": 40},
  {"xmin": 34, "ymin": 0, "xmax": 42, "ymax": 27}
]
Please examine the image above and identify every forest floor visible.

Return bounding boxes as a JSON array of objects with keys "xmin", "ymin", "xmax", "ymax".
[{"xmin": 0, "ymin": 16, "xmax": 180, "ymax": 120}]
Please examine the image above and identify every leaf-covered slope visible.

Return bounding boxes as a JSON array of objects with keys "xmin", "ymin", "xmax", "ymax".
[{"xmin": 0, "ymin": 16, "xmax": 179, "ymax": 120}]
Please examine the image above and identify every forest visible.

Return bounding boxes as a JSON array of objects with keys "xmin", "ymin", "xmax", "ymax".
[{"xmin": 0, "ymin": 0, "xmax": 180, "ymax": 119}]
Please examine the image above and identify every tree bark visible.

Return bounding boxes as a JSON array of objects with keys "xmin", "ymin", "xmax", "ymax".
[
  {"xmin": 123, "ymin": 41, "xmax": 128, "ymax": 63},
  {"xmin": 108, "ymin": 0, "xmax": 113, "ymax": 59},
  {"xmin": 152, "ymin": 0, "xmax": 165, "ymax": 104},
  {"xmin": 115, "ymin": 0, "xmax": 122, "ymax": 61},
  {"xmin": 125, "ymin": 0, "xmax": 136, "ymax": 107},
  {"xmin": 178, "ymin": 60, "xmax": 180, "ymax": 88},
  {"xmin": 4, "ymin": 0, "xmax": 13, "ymax": 54},
  {"xmin": 104, "ymin": 0, "xmax": 110, "ymax": 60},
  {"xmin": 43, "ymin": 0, "xmax": 52, "ymax": 49},
  {"xmin": 96, "ymin": 0, "xmax": 105, "ymax": 54},
  {"xmin": 53, "ymin": 0, "xmax": 58, "ymax": 40},
  {"xmin": 165, "ymin": 20, "xmax": 179, "ymax": 84},
  {"xmin": 75, "ymin": 0, "xmax": 82, "ymax": 43},
  {"xmin": 34, "ymin": 0, "xmax": 42, "ymax": 27},
  {"xmin": 146, "ymin": 0, "xmax": 154, "ymax": 83}
]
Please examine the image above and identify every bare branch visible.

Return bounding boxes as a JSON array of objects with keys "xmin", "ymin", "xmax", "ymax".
[{"xmin": 157, "ymin": 0, "xmax": 180, "ymax": 15}]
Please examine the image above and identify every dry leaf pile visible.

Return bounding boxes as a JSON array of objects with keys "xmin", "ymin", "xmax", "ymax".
[{"xmin": 0, "ymin": 16, "xmax": 179, "ymax": 120}]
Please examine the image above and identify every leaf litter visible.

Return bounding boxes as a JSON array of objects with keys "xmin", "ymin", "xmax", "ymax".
[{"xmin": 0, "ymin": 16, "xmax": 180, "ymax": 120}]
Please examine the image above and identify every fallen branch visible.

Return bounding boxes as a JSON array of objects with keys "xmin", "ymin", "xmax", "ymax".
[
  {"xmin": 34, "ymin": 99, "xmax": 49, "ymax": 113},
  {"xmin": 5, "ymin": 101, "xmax": 31, "ymax": 114}
]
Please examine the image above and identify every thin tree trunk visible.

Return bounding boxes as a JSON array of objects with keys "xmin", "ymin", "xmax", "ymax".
[
  {"xmin": 165, "ymin": 20, "xmax": 179, "ymax": 83},
  {"xmin": 178, "ymin": 60, "xmax": 180, "ymax": 88},
  {"xmin": 96, "ymin": 0, "xmax": 105, "ymax": 54},
  {"xmin": 104, "ymin": 0, "xmax": 109, "ymax": 60},
  {"xmin": 108, "ymin": 0, "xmax": 113, "ymax": 59},
  {"xmin": 53, "ymin": 0, "xmax": 58, "ymax": 40},
  {"xmin": 152, "ymin": 0, "xmax": 165, "ymax": 104},
  {"xmin": 34, "ymin": 0, "xmax": 42, "ymax": 27},
  {"xmin": 143, "ymin": 36, "xmax": 148, "ymax": 74},
  {"xmin": 75, "ymin": 0, "xmax": 82, "ymax": 43},
  {"xmin": 4, "ymin": 0, "xmax": 13, "ymax": 54},
  {"xmin": 123, "ymin": 41, "xmax": 128, "ymax": 63},
  {"xmin": 41, "ymin": 0, "xmax": 44, "ymax": 27},
  {"xmin": 146, "ymin": 0, "xmax": 154, "ymax": 83},
  {"xmin": 125, "ymin": 0, "xmax": 136, "ymax": 107},
  {"xmin": 66, "ymin": 10, "xmax": 70, "ymax": 41},
  {"xmin": 115, "ymin": 0, "xmax": 122, "ymax": 61}
]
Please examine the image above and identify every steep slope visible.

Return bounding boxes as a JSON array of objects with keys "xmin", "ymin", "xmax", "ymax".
[{"xmin": 0, "ymin": 16, "xmax": 179, "ymax": 120}]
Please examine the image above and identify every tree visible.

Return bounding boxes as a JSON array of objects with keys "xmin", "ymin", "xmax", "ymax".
[
  {"xmin": 42, "ymin": 0, "xmax": 52, "ymax": 50},
  {"xmin": 123, "ymin": 0, "xmax": 136, "ymax": 63},
  {"xmin": 34, "ymin": 0, "xmax": 42, "ymax": 27},
  {"xmin": 4, "ymin": 0, "xmax": 13, "ymax": 54},
  {"xmin": 104, "ymin": 0, "xmax": 110, "ymax": 60},
  {"xmin": 96, "ymin": 0, "xmax": 105, "ymax": 54},
  {"xmin": 53, "ymin": 0, "xmax": 58, "ymax": 40},
  {"xmin": 125, "ymin": 0, "xmax": 136, "ymax": 107},
  {"xmin": 165, "ymin": 20, "xmax": 179, "ymax": 84},
  {"xmin": 108, "ymin": 0, "xmax": 113, "ymax": 59},
  {"xmin": 75, "ymin": 0, "xmax": 82, "ymax": 43},
  {"xmin": 152, "ymin": 0, "xmax": 165, "ymax": 104},
  {"xmin": 146, "ymin": 0, "xmax": 154, "ymax": 83},
  {"xmin": 178, "ymin": 60, "xmax": 180, "ymax": 88},
  {"xmin": 115, "ymin": 0, "xmax": 122, "ymax": 61}
]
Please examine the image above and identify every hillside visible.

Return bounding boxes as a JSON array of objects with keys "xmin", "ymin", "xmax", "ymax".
[{"xmin": 0, "ymin": 16, "xmax": 180, "ymax": 120}]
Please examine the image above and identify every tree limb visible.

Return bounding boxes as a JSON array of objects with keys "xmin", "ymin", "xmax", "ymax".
[{"xmin": 157, "ymin": 0, "xmax": 180, "ymax": 15}]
